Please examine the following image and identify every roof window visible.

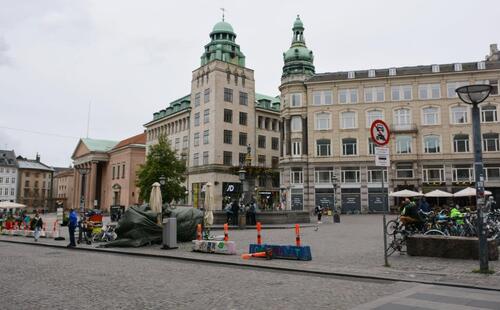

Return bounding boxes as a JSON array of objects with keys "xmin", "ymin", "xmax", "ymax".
[
  {"xmin": 454, "ymin": 63, "xmax": 462, "ymax": 71},
  {"xmin": 431, "ymin": 64, "xmax": 440, "ymax": 73},
  {"xmin": 477, "ymin": 61, "xmax": 486, "ymax": 70},
  {"xmin": 348, "ymin": 71, "xmax": 355, "ymax": 79},
  {"xmin": 368, "ymin": 69, "xmax": 376, "ymax": 78},
  {"xmin": 389, "ymin": 68, "xmax": 397, "ymax": 76}
]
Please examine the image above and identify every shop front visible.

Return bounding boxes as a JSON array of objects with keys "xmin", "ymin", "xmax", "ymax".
[
  {"xmin": 341, "ymin": 188, "xmax": 361, "ymax": 214},
  {"xmin": 368, "ymin": 188, "xmax": 388, "ymax": 213},
  {"xmin": 290, "ymin": 188, "xmax": 304, "ymax": 211},
  {"xmin": 222, "ymin": 182, "xmax": 242, "ymax": 204},
  {"xmin": 314, "ymin": 188, "xmax": 334, "ymax": 210},
  {"xmin": 257, "ymin": 190, "xmax": 279, "ymax": 210}
]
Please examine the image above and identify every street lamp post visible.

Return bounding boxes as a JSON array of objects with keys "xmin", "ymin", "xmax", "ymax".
[
  {"xmin": 77, "ymin": 167, "xmax": 90, "ymax": 214},
  {"xmin": 331, "ymin": 174, "xmax": 338, "ymax": 223},
  {"xmin": 238, "ymin": 165, "xmax": 246, "ymax": 203},
  {"xmin": 456, "ymin": 84, "xmax": 492, "ymax": 273},
  {"xmin": 158, "ymin": 175, "xmax": 166, "ymax": 222}
]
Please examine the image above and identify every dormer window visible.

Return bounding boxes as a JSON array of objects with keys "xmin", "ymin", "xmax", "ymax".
[
  {"xmin": 454, "ymin": 63, "xmax": 462, "ymax": 71},
  {"xmin": 368, "ymin": 69, "xmax": 376, "ymax": 78},
  {"xmin": 432, "ymin": 64, "xmax": 440, "ymax": 73},
  {"xmin": 389, "ymin": 68, "xmax": 397, "ymax": 76},
  {"xmin": 477, "ymin": 61, "xmax": 486, "ymax": 70},
  {"xmin": 348, "ymin": 71, "xmax": 355, "ymax": 79}
]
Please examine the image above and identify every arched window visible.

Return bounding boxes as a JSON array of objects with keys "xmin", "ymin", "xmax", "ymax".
[
  {"xmin": 451, "ymin": 105, "xmax": 468, "ymax": 124},
  {"xmin": 422, "ymin": 107, "xmax": 439, "ymax": 125},
  {"xmin": 315, "ymin": 112, "xmax": 331, "ymax": 130}
]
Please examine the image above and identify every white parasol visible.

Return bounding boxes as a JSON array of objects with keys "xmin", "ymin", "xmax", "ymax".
[
  {"xmin": 453, "ymin": 187, "xmax": 492, "ymax": 197},
  {"xmin": 149, "ymin": 182, "xmax": 163, "ymax": 224},
  {"xmin": 0, "ymin": 201, "xmax": 26, "ymax": 209},
  {"xmin": 389, "ymin": 189, "xmax": 423, "ymax": 197},
  {"xmin": 424, "ymin": 189, "xmax": 453, "ymax": 197}
]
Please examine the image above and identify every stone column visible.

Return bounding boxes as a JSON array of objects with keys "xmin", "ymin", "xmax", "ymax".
[{"xmin": 89, "ymin": 161, "xmax": 98, "ymax": 209}]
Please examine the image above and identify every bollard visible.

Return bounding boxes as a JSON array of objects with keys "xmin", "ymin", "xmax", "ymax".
[
  {"xmin": 196, "ymin": 224, "xmax": 202, "ymax": 241},
  {"xmin": 224, "ymin": 223, "xmax": 229, "ymax": 242},
  {"xmin": 295, "ymin": 224, "xmax": 301, "ymax": 247},
  {"xmin": 256, "ymin": 222, "xmax": 262, "ymax": 245}
]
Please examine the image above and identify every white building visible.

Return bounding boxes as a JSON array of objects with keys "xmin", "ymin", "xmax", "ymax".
[{"xmin": 0, "ymin": 150, "xmax": 18, "ymax": 202}]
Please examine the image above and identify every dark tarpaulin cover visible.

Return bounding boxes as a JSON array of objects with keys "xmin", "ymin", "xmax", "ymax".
[{"xmin": 102, "ymin": 205, "xmax": 203, "ymax": 247}]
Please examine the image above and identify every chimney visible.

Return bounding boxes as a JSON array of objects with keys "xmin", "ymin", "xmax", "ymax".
[
  {"xmin": 486, "ymin": 43, "xmax": 499, "ymax": 61},
  {"xmin": 36, "ymin": 153, "xmax": 40, "ymax": 162}
]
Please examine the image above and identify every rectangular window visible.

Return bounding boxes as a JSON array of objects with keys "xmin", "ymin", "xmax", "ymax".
[
  {"xmin": 396, "ymin": 163, "xmax": 413, "ymax": 178},
  {"xmin": 194, "ymin": 133, "xmax": 200, "ymax": 146},
  {"xmin": 418, "ymin": 84, "xmax": 441, "ymax": 100},
  {"xmin": 453, "ymin": 135, "xmax": 469, "ymax": 152},
  {"xmin": 271, "ymin": 137, "xmax": 279, "ymax": 150},
  {"xmin": 483, "ymin": 133, "xmax": 499, "ymax": 152},
  {"xmin": 258, "ymin": 155, "xmax": 266, "ymax": 167},
  {"xmin": 193, "ymin": 153, "xmax": 199, "ymax": 166},
  {"xmin": 239, "ymin": 112, "xmax": 248, "ymax": 125},
  {"xmin": 204, "ymin": 88, "xmax": 210, "ymax": 103},
  {"xmin": 194, "ymin": 112, "xmax": 200, "ymax": 126},
  {"xmin": 223, "ymin": 109, "xmax": 233, "ymax": 123},
  {"xmin": 290, "ymin": 93, "xmax": 302, "ymax": 107},
  {"xmin": 316, "ymin": 139, "xmax": 331, "ymax": 156},
  {"xmin": 481, "ymin": 106, "xmax": 498, "ymax": 123},
  {"xmin": 423, "ymin": 166, "xmax": 445, "ymax": 182},
  {"xmin": 239, "ymin": 132, "xmax": 247, "ymax": 146},
  {"xmin": 223, "ymin": 151, "xmax": 233, "ymax": 166},
  {"xmin": 223, "ymin": 130, "xmax": 233, "ymax": 144},
  {"xmin": 452, "ymin": 165, "xmax": 474, "ymax": 182},
  {"xmin": 312, "ymin": 90, "xmax": 333, "ymax": 105},
  {"xmin": 368, "ymin": 138, "xmax": 376, "ymax": 155},
  {"xmin": 364, "ymin": 87, "xmax": 385, "ymax": 102},
  {"xmin": 203, "ymin": 109, "xmax": 210, "ymax": 123},
  {"xmin": 291, "ymin": 168, "xmax": 303, "ymax": 184},
  {"xmin": 291, "ymin": 116, "xmax": 302, "ymax": 132},
  {"xmin": 341, "ymin": 168, "xmax": 360, "ymax": 183},
  {"xmin": 258, "ymin": 135, "xmax": 266, "ymax": 148},
  {"xmin": 203, "ymin": 151, "xmax": 209, "ymax": 165},
  {"xmin": 194, "ymin": 92, "xmax": 201, "ymax": 107},
  {"xmin": 391, "ymin": 85, "xmax": 412, "ymax": 101},
  {"xmin": 396, "ymin": 136, "xmax": 412, "ymax": 154},
  {"xmin": 368, "ymin": 169, "xmax": 388, "ymax": 183},
  {"xmin": 224, "ymin": 88, "xmax": 233, "ymax": 102},
  {"xmin": 239, "ymin": 153, "xmax": 246, "ymax": 165},
  {"xmin": 342, "ymin": 138, "xmax": 357, "ymax": 156},
  {"xmin": 239, "ymin": 92, "xmax": 248, "ymax": 105},
  {"xmin": 447, "ymin": 81, "xmax": 467, "ymax": 98},
  {"xmin": 203, "ymin": 130, "xmax": 209, "ymax": 144},
  {"xmin": 112, "ymin": 167, "xmax": 115, "ymax": 179},
  {"xmin": 341, "ymin": 112, "xmax": 356, "ymax": 129},
  {"xmin": 175, "ymin": 138, "xmax": 180, "ymax": 151},
  {"xmin": 485, "ymin": 165, "xmax": 500, "ymax": 181},
  {"xmin": 314, "ymin": 167, "xmax": 334, "ymax": 184},
  {"xmin": 182, "ymin": 136, "xmax": 188, "ymax": 149},
  {"xmin": 339, "ymin": 88, "xmax": 358, "ymax": 104},
  {"xmin": 292, "ymin": 141, "xmax": 301, "ymax": 157},
  {"xmin": 122, "ymin": 164, "xmax": 125, "ymax": 178},
  {"xmin": 116, "ymin": 166, "xmax": 120, "ymax": 179}
]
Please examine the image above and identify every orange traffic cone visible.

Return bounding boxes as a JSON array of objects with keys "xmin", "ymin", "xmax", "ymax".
[
  {"xmin": 295, "ymin": 224, "xmax": 301, "ymax": 247},
  {"xmin": 224, "ymin": 223, "xmax": 229, "ymax": 242},
  {"xmin": 256, "ymin": 222, "xmax": 262, "ymax": 245},
  {"xmin": 196, "ymin": 224, "xmax": 202, "ymax": 241},
  {"xmin": 241, "ymin": 249, "xmax": 272, "ymax": 260}
]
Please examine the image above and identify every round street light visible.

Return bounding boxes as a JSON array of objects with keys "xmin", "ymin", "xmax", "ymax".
[
  {"xmin": 456, "ymin": 83, "xmax": 492, "ymax": 273},
  {"xmin": 456, "ymin": 84, "xmax": 492, "ymax": 105},
  {"xmin": 159, "ymin": 175, "xmax": 166, "ymax": 186}
]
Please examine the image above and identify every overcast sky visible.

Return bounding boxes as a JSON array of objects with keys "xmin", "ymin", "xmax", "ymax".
[{"xmin": 1, "ymin": 0, "xmax": 499, "ymax": 167}]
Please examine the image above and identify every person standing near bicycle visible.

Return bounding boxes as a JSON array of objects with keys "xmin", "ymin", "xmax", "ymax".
[
  {"xmin": 67, "ymin": 209, "xmax": 78, "ymax": 248},
  {"xmin": 485, "ymin": 196, "xmax": 498, "ymax": 213}
]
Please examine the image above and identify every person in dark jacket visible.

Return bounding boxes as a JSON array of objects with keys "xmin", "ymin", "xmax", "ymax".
[
  {"xmin": 418, "ymin": 197, "xmax": 431, "ymax": 213},
  {"xmin": 231, "ymin": 199, "xmax": 239, "ymax": 226},
  {"xmin": 31, "ymin": 211, "xmax": 43, "ymax": 242},
  {"xmin": 67, "ymin": 209, "xmax": 78, "ymax": 247}
]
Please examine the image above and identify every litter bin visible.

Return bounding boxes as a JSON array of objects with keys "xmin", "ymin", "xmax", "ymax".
[{"xmin": 162, "ymin": 217, "xmax": 178, "ymax": 249}]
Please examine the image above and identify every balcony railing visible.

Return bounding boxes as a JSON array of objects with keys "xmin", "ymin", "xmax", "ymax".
[{"xmin": 390, "ymin": 123, "xmax": 418, "ymax": 133}]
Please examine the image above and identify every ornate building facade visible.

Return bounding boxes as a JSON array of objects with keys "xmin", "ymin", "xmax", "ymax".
[
  {"xmin": 280, "ymin": 16, "xmax": 500, "ymax": 213},
  {"xmin": 144, "ymin": 20, "xmax": 281, "ymax": 210}
]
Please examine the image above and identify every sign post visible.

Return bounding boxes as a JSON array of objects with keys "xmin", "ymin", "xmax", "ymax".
[{"xmin": 371, "ymin": 119, "xmax": 391, "ymax": 267}]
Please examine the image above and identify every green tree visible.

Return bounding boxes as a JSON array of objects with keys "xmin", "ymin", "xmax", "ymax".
[{"xmin": 136, "ymin": 135, "xmax": 187, "ymax": 203}]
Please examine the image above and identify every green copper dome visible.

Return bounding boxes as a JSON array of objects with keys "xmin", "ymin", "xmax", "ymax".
[
  {"xmin": 201, "ymin": 20, "xmax": 245, "ymax": 67},
  {"xmin": 282, "ymin": 15, "xmax": 315, "ymax": 78},
  {"xmin": 211, "ymin": 21, "xmax": 235, "ymax": 35}
]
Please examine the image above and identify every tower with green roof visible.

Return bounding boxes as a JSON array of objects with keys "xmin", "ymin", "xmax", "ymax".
[
  {"xmin": 200, "ymin": 19, "xmax": 246, "ymax": 67},
  {"xmin": 282, "ymin": 15, "xmax": 315, "ymax": 79}
]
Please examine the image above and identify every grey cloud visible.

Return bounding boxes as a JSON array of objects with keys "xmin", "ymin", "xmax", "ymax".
[{"xmin": 0, "ymin": 36, "xmax": 12, "ymax": 66}]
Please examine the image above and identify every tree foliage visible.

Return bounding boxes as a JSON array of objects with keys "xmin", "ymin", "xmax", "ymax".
[{"xmin": 136, "ymin": 135, "xmax": 187, "ymax": 203}]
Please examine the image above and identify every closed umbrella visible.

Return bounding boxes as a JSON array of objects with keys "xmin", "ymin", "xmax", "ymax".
[
  {"xmin": 204, "ymin": 182, "xmax": 214, "ymax": 228},
  {"xmin": 453, "ymin": 187, "xmax": 492, "ymax": 197},
  {"xmin": 389, "ymin": 189, "xmax": 423, "ymax": 197},
  {"xmin": 150, "ymin": 182, "xmax": 162, "ymax": 224}
]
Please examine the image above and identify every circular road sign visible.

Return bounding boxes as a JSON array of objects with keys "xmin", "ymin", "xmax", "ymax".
[{"xmin": 370, "ymin": 119, "xmax": 390, "ymax": 146}]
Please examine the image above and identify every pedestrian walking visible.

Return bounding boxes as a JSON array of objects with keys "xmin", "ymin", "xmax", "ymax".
[
  {"xmin": 224, "ymin": 201, "xmax": 233, "ymax": 224},
  {"xmin": 31, "ymin": 211, "xmax": 43, "ymax": 242},
  {"xmin": 67, "ymin": 209, "xmax": 78, "ymax": 248},
  {"xmin": 486, "ymin": 196, "xmax": 498, "ymax": 212},
  {"xmin": 315, "ymin": 205, "xmax": 323, "ymax": 224}
]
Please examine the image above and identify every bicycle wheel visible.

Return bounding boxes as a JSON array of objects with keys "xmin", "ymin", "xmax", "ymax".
[
  {"xmin": 424, "ymin": 229, "xmax": 445, "ymax": 236},
  {"xmin": 91, "ymin": 232, "xmax": 102, "ymax": 243},
  {"xmin": 386, "ymin": 220, "xmax": 399, "ymax": 236}
]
